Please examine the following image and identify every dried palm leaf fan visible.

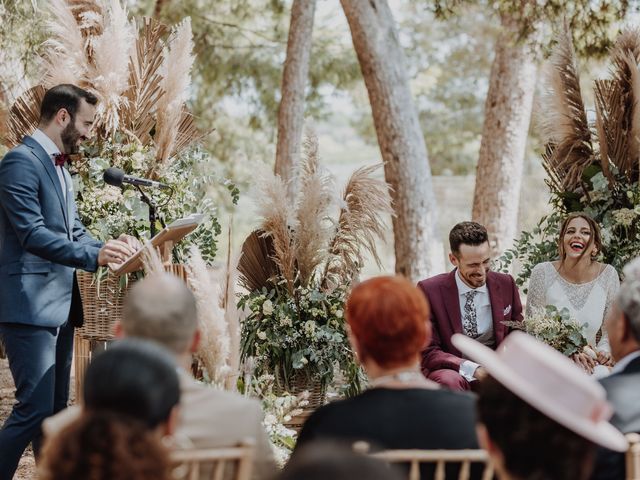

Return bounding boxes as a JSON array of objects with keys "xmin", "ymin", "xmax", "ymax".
[
  {"xmin": 4, "ymin": 0, "xmax": 206, "ymax": 170},
  {"xmin": 237, "ymin": 230, "xmax": 278, "ymax": 292},
  {"xmin": 4, "ymin": 85, "xmax": 46, "ymax": 149},
  {"xmin": 122, "ymin": 17, "xmax": 168, "ymax": 145},
  {"xmin": 540, "ymin": 27, "xmax": 594, "ymax": 194},
  {"xmin": 600, "ymin": 29, "xmax": 640, "ymax": 184}
]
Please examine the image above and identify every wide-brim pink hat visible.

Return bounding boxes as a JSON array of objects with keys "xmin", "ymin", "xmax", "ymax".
[{"xmin": 452, "ymin": 331, "xmax": 628, "ymax": 452}]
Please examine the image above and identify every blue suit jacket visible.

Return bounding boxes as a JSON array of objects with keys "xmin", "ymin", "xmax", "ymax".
[{"xmin": 0, "ymin": 136, "xmax": 102, "ymax": 327}]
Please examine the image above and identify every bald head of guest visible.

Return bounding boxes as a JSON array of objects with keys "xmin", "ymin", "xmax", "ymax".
[{"xmin": 116, "ymin": 273, "xmax": 200, "ymax": 367}]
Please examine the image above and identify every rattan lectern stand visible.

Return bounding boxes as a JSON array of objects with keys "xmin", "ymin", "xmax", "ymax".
[{"xmin": 73, "ymin": 214, "xmax": 203, "ymax": 397}]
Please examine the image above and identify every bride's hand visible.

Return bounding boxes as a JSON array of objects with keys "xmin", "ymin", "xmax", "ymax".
[
  {"xmin": 571, "ymin": 352, "xmax": 596, "ymax": 373},
  {"xmin": 596, "ymin": 350, "xmax": 613, "ymax": 366}
]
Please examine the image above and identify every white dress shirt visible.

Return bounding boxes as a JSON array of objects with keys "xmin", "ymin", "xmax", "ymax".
[
  {"xmin": 31, "ymin": 129, "xmax": 66, "ymax": 199},
  {"xmin": 455, "ymin": 270, "xmax": 493, "ymax": 381}
]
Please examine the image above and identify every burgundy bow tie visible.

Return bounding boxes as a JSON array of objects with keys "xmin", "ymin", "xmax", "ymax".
[{"xmin": 53, "ymin": 153, "xmax": 70, "ymax": 167}]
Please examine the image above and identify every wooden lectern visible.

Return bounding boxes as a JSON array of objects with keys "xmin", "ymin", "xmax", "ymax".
[{"xmin": 113, "ymin": 213, "xmax": 204, "ymax": 275}]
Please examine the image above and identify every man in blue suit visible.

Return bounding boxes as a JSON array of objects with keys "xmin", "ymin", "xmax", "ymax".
[{"xmin": 0, "ymin": 84, "xmax": 137, "ymax": 478}]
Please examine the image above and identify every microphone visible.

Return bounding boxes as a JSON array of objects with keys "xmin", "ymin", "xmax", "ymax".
[{"xmin": 103, "ymin": 167, "xmax": 171, "ymax": 190}]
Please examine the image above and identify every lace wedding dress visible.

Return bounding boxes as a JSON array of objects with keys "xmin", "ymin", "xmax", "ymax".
[{"xmin": 526, "ymin": 262, "xmax": 620, "ymax": 352}]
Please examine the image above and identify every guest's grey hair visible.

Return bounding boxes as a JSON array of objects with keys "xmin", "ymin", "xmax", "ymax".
[
  {"xmin": 122, "ymin": 273, "xmax": 198, "ymax": 354},
  {"xmin": 617, "ymin": 258, "xmax": 640, "ymax": 342}
]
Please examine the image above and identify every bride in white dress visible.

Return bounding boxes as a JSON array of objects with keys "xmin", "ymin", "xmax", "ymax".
[{"xmin": 526, "ymin": 213, "xmax": 620, "ymax": 374}]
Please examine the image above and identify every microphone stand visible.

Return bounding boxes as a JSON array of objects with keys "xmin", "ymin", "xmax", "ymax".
[{"xmin": 135, "ymin": 185, "xmax": 166, "ymax": 238}]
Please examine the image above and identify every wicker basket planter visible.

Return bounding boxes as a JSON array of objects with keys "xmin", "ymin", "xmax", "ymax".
[
  {"xmin": 76, "ymin": 270, "xmax": 133, "ymax": 341},
  {"xmin": 273, "ymin": 370, "xmax": 327, "ymax": 410}
]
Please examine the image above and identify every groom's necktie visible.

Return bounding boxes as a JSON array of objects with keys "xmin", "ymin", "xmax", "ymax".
[{"xmin": 462, "ymin": 290, "xmax": 479, "ymax": 338}]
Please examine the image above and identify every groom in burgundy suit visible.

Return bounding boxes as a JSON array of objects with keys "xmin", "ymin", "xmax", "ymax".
[{"xmin": 418, "ymin": 222, "xmax": 523, "ymax": 391}]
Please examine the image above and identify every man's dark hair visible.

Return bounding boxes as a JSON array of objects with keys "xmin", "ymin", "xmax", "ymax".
[
  {"xmin": 449, "ymin": 222, "xmax": 488, "ymax": 254},
  {"xmin": 39, "ymin": 84, "xmax": 98, "ymax": 124},
  {"xmin": 477, "ymin": 376, "xmax": 595, "ymax": 480},
  {"xmin": 83, "ymin": 338, "xmax": 180, "ymax": 429}
]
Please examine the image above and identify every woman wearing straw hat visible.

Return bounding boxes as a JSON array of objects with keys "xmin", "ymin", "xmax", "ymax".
[{"xmin": 452, "ymin": 331, "xmax": 628, "ymax": 480}]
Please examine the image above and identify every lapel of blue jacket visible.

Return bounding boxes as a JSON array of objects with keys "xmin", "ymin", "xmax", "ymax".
[{"xmin": 22, "ymin": 136, "xmax": 69, "ymax": 230}]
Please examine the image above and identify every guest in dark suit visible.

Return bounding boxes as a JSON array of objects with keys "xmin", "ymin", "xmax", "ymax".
[
  {"xmin": 591, "ymin": 257, "xmax": 640, "ymax": 480},
  {"xmin": 295, "ymin": 276, "xmax": 480, "ymax": 478},
  {"xmin": 0, "ymin": 84, "xmax": 138, "ymax": 479},
  {"xmin": 418, "ymin": 222, "xmax": 523, "ymax": 391}
]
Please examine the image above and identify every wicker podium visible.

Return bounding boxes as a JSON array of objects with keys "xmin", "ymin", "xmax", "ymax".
[{"xmin": 73, "ymin": 215, "xmax": 202, "ymax": 397}]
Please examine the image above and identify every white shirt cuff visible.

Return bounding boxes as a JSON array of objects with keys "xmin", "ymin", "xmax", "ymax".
[{"xmin": 459, "ymin": 360, "xmax": 480, "ymax": 382}]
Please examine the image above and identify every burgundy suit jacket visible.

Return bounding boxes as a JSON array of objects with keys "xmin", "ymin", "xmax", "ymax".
[{"xmin": 418, "ymin": 270, "xmax": 523, "ymax": 375}]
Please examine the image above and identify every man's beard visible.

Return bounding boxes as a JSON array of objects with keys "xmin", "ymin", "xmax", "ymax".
[{"xmin": 60, "ymin": 121, "xmax": 82, "ymax": 154}]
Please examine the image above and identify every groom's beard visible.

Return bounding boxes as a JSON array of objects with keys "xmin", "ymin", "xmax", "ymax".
[{"xmin": 61, "ymin": 121, "xmax": 83, "ymax": 154}]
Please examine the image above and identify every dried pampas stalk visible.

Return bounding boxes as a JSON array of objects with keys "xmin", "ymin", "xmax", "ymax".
[
  {"xmin": 5, "ymin": 85, "xmax": 46, "ymax": 148},
  {"xmin": 322, "ymin": 164, "xmax": 393, "ymax": 290},
  {"xmin": 140, "ymin": 242, "xmax": 165, "ymax": 276},
  {"xmin": 253, "ymin": 167, "xmax": 297, "ymax": 294},
  {"xmin": 594, "ymin": 93, "xmax": 614, "ymax": 185},
  {"xmin": 43, "ymin": 0, "xmax": 89, "ymax": 87},
  {"xmin": 293, "ymin": 130, "xmax": 335, "ymax": 286},
  {"xmin": 186, "ymin": 246, "xmax": 231, "ymax": 387},
  {"xmin": 90, "ymin": 0, "xmax": 135, "ymax": 136},
  {"xmin": 154, "ymin": 17, "xmax": 194, "ymax": 168},
  {"xmin": 540, "ymin": 26, "xmax": 593, "ymax": 192},
  {"xmin": 222, "ymin": 226, "xmax": 242, "ymax": 391}
]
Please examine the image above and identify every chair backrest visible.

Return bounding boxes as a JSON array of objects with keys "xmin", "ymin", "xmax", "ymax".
[
  {"xmin": 171, "ymin": 440, "xmax": 255, "ymax": 480},
  {"xmin": 354, "ymin": 441, "xmax": 494, "ymax": 480},
  {"xmin": 627, "ymin": 433, "xmax": 640, "ymax": 480}
]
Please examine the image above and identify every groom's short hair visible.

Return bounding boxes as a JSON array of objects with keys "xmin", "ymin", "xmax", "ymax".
[
  {"xmin": 449, "ymin": 222, "xmax": 488, "ymax": 254},
  {"xmin": 39, "ymin": 84, "xmax": 98, "ymax": 123}
]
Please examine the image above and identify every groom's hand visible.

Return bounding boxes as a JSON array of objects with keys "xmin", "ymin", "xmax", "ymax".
[
  {"xmin": 473, "ymin": 366, "xmax": 488, "ymax": 381},
  {"xmin": 596, "ymin": 351, "xmax": 613, "ymax": 366}
]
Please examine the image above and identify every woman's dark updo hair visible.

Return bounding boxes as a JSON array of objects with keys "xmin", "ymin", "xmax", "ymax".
[
  {"xmin": 39, "ymin": 339, "xmax": 180, "ymax": 480},
  {"xmin": 477, "ymin": 376, "xmax": 595, "ymax": 480}
]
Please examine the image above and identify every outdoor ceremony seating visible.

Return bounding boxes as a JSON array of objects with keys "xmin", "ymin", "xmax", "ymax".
[
  {"xmin": 171, "ymin": 440, "xmax": 255, "ymax": 480},
  {"xmin": 628, "ymin": 433, "xmax": 640, "ymax": 480},
  {"xmin": 353, "ymin": 441, "xmax": 494, "ymax": 480}
]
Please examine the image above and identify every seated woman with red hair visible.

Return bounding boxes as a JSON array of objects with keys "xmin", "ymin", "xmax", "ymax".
[{"xmin": 295, "ymin": 276, "xmax": 480, "ymax": 472}]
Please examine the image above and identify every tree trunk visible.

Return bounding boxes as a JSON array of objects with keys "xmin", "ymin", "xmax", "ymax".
[
  {"xmin": 472, "ymin": 13, "xmax": 538, "ymax": 257},
  {"xmin": 341, "ymin": 0, "xmax": 444, "ymax": 281},
  {"xmin": 153, "ymin": 0, "xmax": 168, "ymax": 19},
  {"xmin": 274, "ymin": 0, "xmax": 316, "ymax": 188}
]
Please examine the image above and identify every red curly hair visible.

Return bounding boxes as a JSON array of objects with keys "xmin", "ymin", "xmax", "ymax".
[{"xmin": 346, "ymin": 276, "xmax": 431, "ymax": 369}]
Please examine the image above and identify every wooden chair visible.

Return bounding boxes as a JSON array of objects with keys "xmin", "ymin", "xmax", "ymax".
[
  {"xmin": 171, "ymin": 440, "xmax": 255, "ymax": 480},
  {"xmin": 354, "ymin": 441, "xmax": 494, "ymax": 480},
  {"xmin": 627, "ymin": 433, "xmax": 640, "ymax": 480}
]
